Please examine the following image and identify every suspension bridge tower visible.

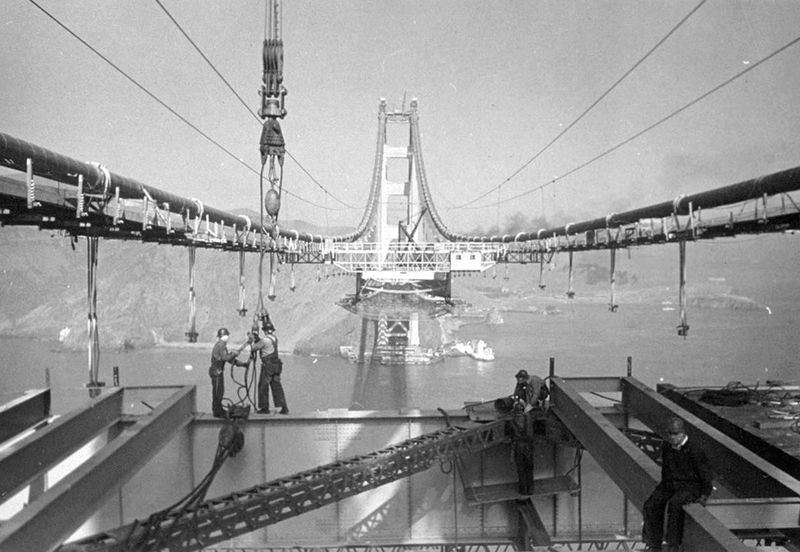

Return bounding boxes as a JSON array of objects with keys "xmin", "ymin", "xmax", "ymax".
[
  {"xmin": 352, "ymin": 98, "xmax": 444, "ymax": 363},
  {"xmin": 375, "ymin": 97, "xmax": 436, "ymax": 247}
]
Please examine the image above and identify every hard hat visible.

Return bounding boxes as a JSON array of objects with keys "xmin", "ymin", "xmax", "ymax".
[
  {"xmin": 217, "ymin": 327, "xmax": 230, "ymax": 338},
  {"xmin": 515, "ymin": 369, "xmax": 529, "ymax": 379}
]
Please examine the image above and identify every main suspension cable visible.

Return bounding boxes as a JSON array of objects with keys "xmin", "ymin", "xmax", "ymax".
[
  {"xmin": 475, "ymin": 31, "xmax": 800, "ymax": 211},
  {"xmin": 454, "ymin": 0, "xmax": 709, "ymax": 210},
  {"xmin": 153, "ymin": 0, "xmax": 356, "ymax": 211},
  {"xmin": 26, "ymin": 0, "xmax": 333, "ymax": 212}
]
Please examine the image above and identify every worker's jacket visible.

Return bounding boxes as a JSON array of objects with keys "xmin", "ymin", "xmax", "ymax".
[{"xmin": 209, "ymin": 340, "xmax": 238, "ymax": 377}]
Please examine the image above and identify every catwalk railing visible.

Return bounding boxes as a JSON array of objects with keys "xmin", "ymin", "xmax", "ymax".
[{"xmin": 2, "ymin": 130, "xmax": 799, "ymax": 268}]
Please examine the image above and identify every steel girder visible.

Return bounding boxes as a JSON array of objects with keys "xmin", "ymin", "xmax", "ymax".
[
  {"xmin": 549, "ymin": 376, "xmax": 751, "ymax": 552},
  {"xmin": 621, "ymin": 377, "xmax": 800, "ymax": 498},
  {"xmin": 0, "ymin": 386, "xmax": 195, "ymax": 552},
  {"xmin": 0, "ymin": 388, "xmax": 50, "ymax": 445},
  {"xmin": 60, "ymin": 419, "xmax": 509, "ymax": 552},
  {"xmin": 0, "ymin": 388, "xmax": 122, "ymax": 505},
  {"xmin": 703, "ymin": 497, "xmax": 800, "ymax": 530},
  {"xmin": 658, "ymin": 384, "xmax": 800, "ymax": 482},
  {"xmin": 549, "ymin": 377, "xmax": 660, "ymax": 509}
]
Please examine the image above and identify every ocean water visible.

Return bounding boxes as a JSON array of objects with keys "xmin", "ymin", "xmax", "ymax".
[{"xmin": 2, "ymin": 300, "xmax": 797, "ymax": 415}]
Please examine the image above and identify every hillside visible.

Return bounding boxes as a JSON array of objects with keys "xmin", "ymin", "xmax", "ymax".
[{"xmin": 0, "ymin": 226, "xmax": 796, "ymax": 353}]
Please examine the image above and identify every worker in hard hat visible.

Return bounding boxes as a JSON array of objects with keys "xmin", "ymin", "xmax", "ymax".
[
  {"xmin": 512, "ymin": 369, "xmax": 549, "ymax": 411},
  {"xmin": 208, "ymin": 327, "xmax": 249, "ymax": 418},
  {"xmin": 249, "ymin": 317, "xmax": 289, "ymax": 415}
]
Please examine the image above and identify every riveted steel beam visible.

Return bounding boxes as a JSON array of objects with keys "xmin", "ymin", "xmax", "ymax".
[
  {"xmin": 549, "ymin": 376, "xmax": 660, "ymax": 509},
  {"xmin": 60, "ymin": 418, "xmax": 508, "ymax": 552},
  {"xmin": 562, "ymin": 376, "xmax": 623, "ymax": 394},
  {"xmin": 682, "ymin": 503, "xmax": 755, "ymax": 552},
  {"xmin": 705, "ymin": 497, "xmax": 800, "ymax": 530},
  {"xmin": 0, "ymin": 386, "xmax": 195, "ymax": 552},
  {"xmin": 0, "ymin": 389, "xmax": 50, "ymax": 445},
  {"xmin": 659, "ymin": 384, "xmax": 800, "ymax": 482},
  {"xmin": 622, "ymin": 377, "xmax": 800, "ymax": 498},
  {"xmin": 549, "ymin": 377, "xmax": 752, "ymax": 552},
  {"xmin": 0, "ymin": 388, "xmax": 121, "ymax": 503}
]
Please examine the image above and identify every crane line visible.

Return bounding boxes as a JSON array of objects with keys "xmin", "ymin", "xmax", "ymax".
[
  {"xmin": 24, "ymin": 0, "xmax": 334, "ymax": 213},
  {"xmin": 152, "ymin": 0, "xmax": 356, "ymax": 211}
]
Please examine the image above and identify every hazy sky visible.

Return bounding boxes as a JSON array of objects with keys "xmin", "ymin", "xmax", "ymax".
[{"xmin": 2, "ymin": 0, "xmax": 799, "ymax": 233}]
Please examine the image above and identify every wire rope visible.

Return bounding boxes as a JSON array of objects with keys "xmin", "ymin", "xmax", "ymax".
[
  {"xmin": 456, "ymin": 32, "xmax": 800, "ymax": 213},
  {"xmin": 25, "ymin": 0, "xmax": 336, "ymax": 213},
  {"xmin": 153, "ymin": 0, "xmax": 357, "ymax": 210},
  {"xmin": 454, "ymin": 0, "xmax": 709, "ymax": 210}
]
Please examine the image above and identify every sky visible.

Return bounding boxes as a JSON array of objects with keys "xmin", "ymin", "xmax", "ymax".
[{"xmin": 2, "ymin": 0, "xmax": 800, "ymax": 234}]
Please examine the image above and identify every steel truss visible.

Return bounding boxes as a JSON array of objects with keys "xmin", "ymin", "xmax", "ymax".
[
  {"xmin": 549, "ymin": 375, "xmax": 800, "ymax": 551},
  {"xmin": 60, "ymin": 419, "xmax": 509, "ymax": 552}
]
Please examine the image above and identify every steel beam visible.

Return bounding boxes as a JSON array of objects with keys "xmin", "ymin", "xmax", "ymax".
[
  {"xmin": 0, "ymin": 388, "xmax": 122, "ymax": 503},
  {"xmin": 562, "ymin": 376, "xmax": 623, "ymax": 394},
  {"xmin": 705, "ymin": 498, "xmax": 800, "ymax": 530},
  {"xmin": 549, "ymin": 377, "xmax": 752, "ymax": 552},
  {"xmin": 659, "ymin": 384, "xmax": 800, "ymax": 482},
  {"xmin": 61, "ymin": 418, "xmax": 508, "ymax": 552},
  {"xmin": 0, "ymin": 386, "xmax": 195, "ymax": 552},
  {"xmin": 682, "ymin": 503, "xmax": 755, "ymax": 552},
  {"xmin": 549, "ymin": 376, "xmax": 659, "ymax": 509},
  {"xmin": 622, "ymin": 377, "xmax": 800, "ymax": 498},
  {"xmin": 0, "ymin": 389, "xmax": 50, "ymax": 444}
]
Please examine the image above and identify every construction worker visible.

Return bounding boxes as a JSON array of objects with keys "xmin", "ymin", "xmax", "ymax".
[
  {"xmin": 250, "ymin": 317, "xmax": 289, "ymax": 415},
  {"xmin": 508, "ymin": 399, "xmax": 535, "ymax": 495},
  {"xmin": 495, "ymin": 369, "xmax": 550, "ymax": 413},
  {"xmin": 513, "ymin": 369, "xmax": 549, "ymax": 411},
  {"xmin": 208, "ymin": 327, "xmax": 248, "ymax": 418},
  {"xmin": 642, "ymin": 417, "xmax": 713, "ymax": 551}
]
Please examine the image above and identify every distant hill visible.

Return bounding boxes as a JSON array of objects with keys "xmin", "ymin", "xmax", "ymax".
[{"xmin": 0, "ymin": 225, "xmax": 796, "ymax": 352}]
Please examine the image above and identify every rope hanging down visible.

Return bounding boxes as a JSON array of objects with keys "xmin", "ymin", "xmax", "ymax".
[{"xmin": 256, "ymin": 0, "xmax": 287, "ymax": 327}]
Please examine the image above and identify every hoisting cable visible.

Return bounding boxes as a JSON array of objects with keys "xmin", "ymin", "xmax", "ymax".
[
  {"xmin": 122, "ymin": 405, "xmax": 250, "ymax": 549},
  {"xmin": 30, "ymin": 0, "xmax": 331, "ymax": 219},
  {"xmin": 255, "ymin": 0, "xmax": 286, "ymax": 327}
]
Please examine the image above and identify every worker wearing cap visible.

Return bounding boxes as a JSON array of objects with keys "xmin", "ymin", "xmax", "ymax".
[
  {"xmin": 250, "ymin": 318, "xmax": 289, "ymax": 415},
  {"xmin": 209, "ymin": 327, "xmax": 248, "ymax": 418},
  {"xmin": 513, "ymin": 369, "xmax": 549, "ymax": 411}
]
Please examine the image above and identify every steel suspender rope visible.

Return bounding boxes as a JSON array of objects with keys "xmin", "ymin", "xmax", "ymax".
[
  {"xmin": 678, "ymin": 240, "xmax": 689, "ymax": 337},
  {"xmin": 86, "ymin": 237, "xmax": 100, "ymax": 390},
  {"xmin": 238, "ymin": 250, "xmax": 247, "ymax": 316},
  {"xmin": 567, "ymin": 250, "xmax": 575, "ymax": 299},
  {"xmin": 609, "ymin": 247, "xmax": 618, "ymax": 312},
  {"xmin": 186, "ymin": 246, "xmax": 198, "ymax": 342}
]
